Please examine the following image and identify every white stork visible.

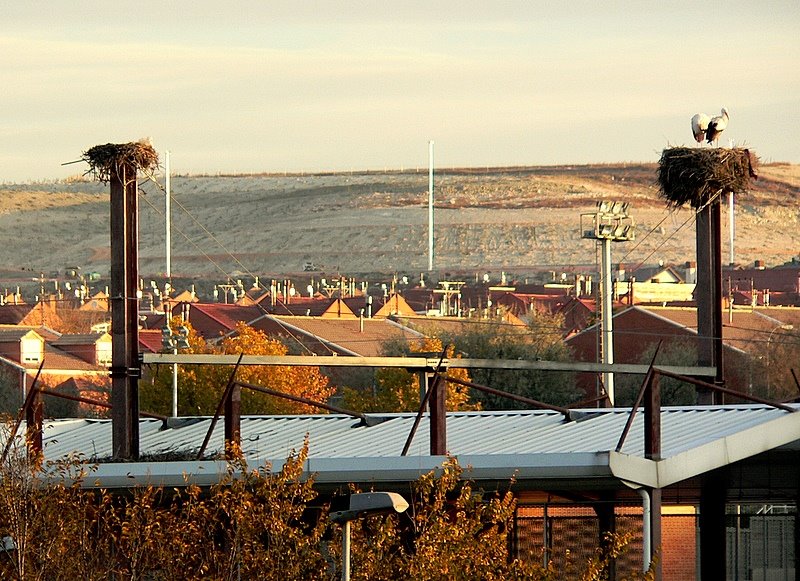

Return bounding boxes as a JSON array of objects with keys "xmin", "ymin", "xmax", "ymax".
[
  {"xmin": 691, "ymin": 113, "xmax": 711, "ymax": 144},
  {"xmin": 705, "ymin": 107, "xmax": 729, "ymax": 145}
]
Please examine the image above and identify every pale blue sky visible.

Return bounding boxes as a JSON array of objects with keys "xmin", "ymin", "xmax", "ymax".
[{"xmin": 2, "ymin": 1, "xmax": 798, "ymax": 181}]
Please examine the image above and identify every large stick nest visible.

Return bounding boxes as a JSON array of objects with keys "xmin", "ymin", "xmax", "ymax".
[
  {"xmin": 657, "ymin": 147, "xmax": 758, "ymax": 209},
  {"xmin": 82, "ymin": 139, "xmax": 159, "ymax": 183}
]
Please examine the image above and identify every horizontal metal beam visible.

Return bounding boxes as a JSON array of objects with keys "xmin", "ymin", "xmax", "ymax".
[{"xmin": 141, "ymin": 353, "xmax": 715, "ymax": 376}]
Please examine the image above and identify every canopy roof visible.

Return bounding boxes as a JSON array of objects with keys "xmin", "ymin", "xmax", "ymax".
[{"xmin": 8, "ymin": 404, "xmax": 798, "ymax": 496}]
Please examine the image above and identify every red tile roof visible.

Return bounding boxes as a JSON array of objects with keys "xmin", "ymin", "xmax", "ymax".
[
  {"xmin": 180, "ymin": 303, "xmax": 264, "ymax": 340},
  {"xmin": 138, "ymin": 329, "xmax": 165, "ymax": 354},
  {"xmin": 249, "ymin": 315, "xmax": 424, "ymax": 357}
]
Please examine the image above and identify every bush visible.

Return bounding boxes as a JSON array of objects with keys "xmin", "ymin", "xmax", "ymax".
[{"xmin": 0, "ymin": 426, "xmax": 653, "ymax": 580}]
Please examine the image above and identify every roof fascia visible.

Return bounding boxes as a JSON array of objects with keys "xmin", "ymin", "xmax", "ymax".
[{"xmin": 654, "ymin": 409, "xmax": 800, "ymax": 487}]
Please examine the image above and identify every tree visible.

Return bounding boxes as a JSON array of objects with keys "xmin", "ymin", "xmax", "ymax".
[
  {"xmin": 140, "ymin": 320, "xmax": 335, "ymax": 416},
  {"xmin": 755, "ymin": 326, "xmax": 800, "ymax": 401},
  {"xmin": 436, "ymin": 311, "xmax": 580, "ymax": 409},
  {"xmin": 614, "ymin": 338, "xmax": 698, "ymax": 406},
  {"xmin": 341, "ymin": 337, "xmax": 478, "ymax": 413},
  {"xmin": 0, "ymin": 368, "xmax": 21, "ymax": 417}
]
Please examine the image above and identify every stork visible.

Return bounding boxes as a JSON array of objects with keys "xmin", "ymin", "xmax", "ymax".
[
  {"xmin": 705, "ymin": 107, "xmax": 729, "ymax": 145},
  {"xmin": 691, "ymin": 113, "xmax": 711, "ymax": 144}
]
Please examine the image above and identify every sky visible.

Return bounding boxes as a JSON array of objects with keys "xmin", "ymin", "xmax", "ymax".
[{"xmin": 2, "ymin": 1, "xmax": 799, "ymax": 182}]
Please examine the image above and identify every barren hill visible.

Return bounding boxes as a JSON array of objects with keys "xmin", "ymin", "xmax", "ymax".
[{"xmin": 1, "ymin": 162, "xmax": 799, "ymax": 282}]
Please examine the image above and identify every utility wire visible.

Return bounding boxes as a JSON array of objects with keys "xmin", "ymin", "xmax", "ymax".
[
  {"xmin": 139, "ymin": 170, "xmax": 263, "ymax": 286},
  {"xmin": 138, "ymin": 171, "xmax": 320, "ymax": 355}
]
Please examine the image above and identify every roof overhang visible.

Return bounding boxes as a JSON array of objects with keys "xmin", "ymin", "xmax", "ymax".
[{"xmin": 46, "ymin": 452, "xmax": 620, "ymax": 491}]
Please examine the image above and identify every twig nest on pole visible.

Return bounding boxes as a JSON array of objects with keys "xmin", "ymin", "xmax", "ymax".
[
  {"xmin": 657, "ymin": 147, "xmax": 758, "ymax": 209},
  {"xmin": 82, "ymin": 139, "xmax": 159, "ymax": 183}
]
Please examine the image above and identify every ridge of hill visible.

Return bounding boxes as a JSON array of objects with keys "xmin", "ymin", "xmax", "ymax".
[{"xmin": 1, "ymin": 163, "xmax": 799, "ymax": 281}]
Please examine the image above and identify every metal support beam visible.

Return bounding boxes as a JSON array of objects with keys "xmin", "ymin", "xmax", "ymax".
[
  {"xmin": 142, "ymin": 353, "xmax": 716, "ymax": 378},
  {"xmin": 198, "ymin": 354, "xmax": 243, "ymax": 460},
  {"xmin": 25, "ymin": 385, "xmax": 43, "ymax": 461},
  {"xmin": 649, "ymin": 487, "xmax": 662, "ymax": 581},
  {"xmin": 429, "ymin": 371, "xmax": 446, "ymax": 455},
  {"xmin": 402, "ymin": 348, "xmax": 448, "ymax": 456},
  {"xmin": 1, "ymin": 363, "xmax": 44, "ymax": 465},
  {"xmin": 224, "ymin": 382, "xmax": 241, "ymax": 458},
  {"xmin": 712, "ymin": 201, "xmax": 724, "ymax": 390},
  {"xmin": 644, "ymin": 373, "xmax": 661, "ymax": 461}
]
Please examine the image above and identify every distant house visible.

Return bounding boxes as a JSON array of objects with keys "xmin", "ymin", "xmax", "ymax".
[
  {"xmin": 51, "ymin": 332, "xmax": 112, "ymax": 367},
  {"xmin": 255, "ymin": 295, "xmax": 361, "ymax": 319},
  {"xmin": 724, "ymin": 261, "xmax": 800, "ymax": 307},
  {"xmin": 79, "ymin": 290, "xmax": 109, "ymax": 312},
  {"xmin": 248, "ymin": 314, "xmax": 425, "ymax": 357},
  {"xmin": 399, "ymin": 287, "xmax": 437, "ymax": 314},
  {"xmin": 552, "ymin": 297, "xmax": 596, "ymax": 337},
  {"xmin": 565, "ymin": 305, "xmax": 797, "ymax": 400},
  {"xmin": 612, "ymin": 263, "xmax": 696, "ymax": 305},
  {"xmin": 372, "ymin": 293, "xmax": 417, "ymax": 318},
  {"xmin": 0, "ymin": 327, "xmax": 111, "ymax": 416},
  {"xmin": 0, "ymin": 300, "xmax": 63, "ymax": 329},
  {"xmin": 392, "ymin": 312, "xmax": 527, "ymax": 346},
  {"xmin": 170, "ymin": 303, "xmax": 264, "ymax": 341}
]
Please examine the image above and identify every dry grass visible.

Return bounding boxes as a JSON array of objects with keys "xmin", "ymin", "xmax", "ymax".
[{"xmin": 0, "ymin": 163, "xmax": 798, "ymax": 278}]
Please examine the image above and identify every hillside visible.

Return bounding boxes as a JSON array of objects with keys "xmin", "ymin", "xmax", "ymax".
[{"xmin": 1, "ymin": 162, "xmax": 799, "ymax": 283}]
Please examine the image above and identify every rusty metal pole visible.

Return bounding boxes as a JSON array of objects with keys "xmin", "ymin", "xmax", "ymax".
[
  {"xmin": 224, "ymin": 383, "xmax": 241, "ymax": 458},
  {"xmin": 110, "ymin": 162, "xmax": 140, "ymax": 460},
  {"xmin": 644, "ymin": 373, "xmax": 661, "ymax": 461},
  {"xmin": 429, "ymin": 371, "xmax": 446, "ymax": 455},
  {"xmin": 25, "ymin": 386, "xmax": 43, "ymax": 461}
]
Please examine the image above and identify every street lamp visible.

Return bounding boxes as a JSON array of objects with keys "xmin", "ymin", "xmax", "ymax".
[
  {"xmin": 329, "ymin": 492, "xmax": 409, "ymax": 581},
  {"xmin": 580, "ymin": 201, "xmax": 635, "ymax": 405},
  {"xmin": 162, "ymin": 322, "xmax": 190, "ymax": 417}
]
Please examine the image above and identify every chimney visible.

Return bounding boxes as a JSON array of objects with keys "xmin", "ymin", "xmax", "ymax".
[
  {"xmin": 684, "ymin": 261, "xmax": 697, "ymax": 284},
  {"xmin": 755, "ymin": 260, "xmax": 765, "ymax": 270}
]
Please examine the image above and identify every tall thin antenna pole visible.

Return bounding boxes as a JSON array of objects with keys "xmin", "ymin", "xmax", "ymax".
[
  {"xmin": 428, "ymin": 140, "xmax": 434, "ymax": 272},
  {"xmin": 165, "ymin": 150, "xmax": 171, "ymax": 279},
  {"xmin": 164, "ymin": 150, "xmax": 179, "ymax": 418}
]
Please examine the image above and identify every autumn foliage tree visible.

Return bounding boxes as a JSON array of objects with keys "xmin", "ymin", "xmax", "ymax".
[
  {"xmin": 0, "ymin": 427, "xmax": 654, "ymax": 580},
  {"xmin": 437, "ymin": 311, "xmax": 580, "ymax": 408},
  {"xmin": 341, "ymin": 337, "xmax": 478, "ymax": 413},
  {"xmin": 141, "ymin": 320, "xmax": 334, "ymax": 416}
]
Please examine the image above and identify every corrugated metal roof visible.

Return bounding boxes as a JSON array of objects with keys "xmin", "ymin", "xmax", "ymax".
[
  {"xmin": 22, "ymin": 405, "xmax": 797, "ymax": 464},
  {"xmin": 7, "ymin": 404, "xmax": 799, "ymax": 490}
]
